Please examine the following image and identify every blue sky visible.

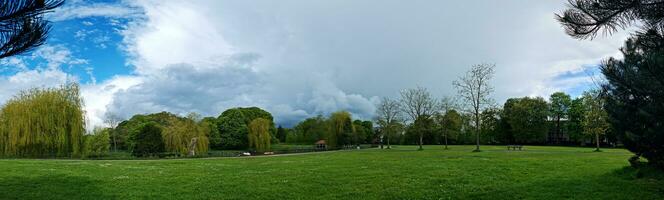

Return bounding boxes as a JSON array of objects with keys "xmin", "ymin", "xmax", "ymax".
[{"xmin": 0, "ymin": 0, "xmax": 630, "ymax": 129}]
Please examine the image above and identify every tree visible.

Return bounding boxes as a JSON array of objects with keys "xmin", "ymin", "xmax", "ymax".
[
  {"xmin": 480, "ymin": 108, "xmax": 502, "ymax": 144},
  {"xmin": 216, "ymin": 107, "xmax": 275, "ymax": 150},
  {"xmin": 161, "ymin": 116, "xmax": 209, "ymax": 156},
  {"xmin": 201, "ymin": 117, "xmax": 222, "ymax": 149},
  {"xmin": 104, "ymin": 112, "xmax": 122, "ymax": 152},
  {"xmin": 556, "ymin": 0, "xmax": 664, "ymax": 39},
  {"xmin": 276, "ymin": 125, "xmax": 287, "ymax": 143},
  {"xmin": 84, "ymin": 127, "xmax": 111, "ymax": 158},
  {"xmin": 0, "ymin": 0, "xmax": 64, "ymax": 59},
  {"xmin": 549, "ymin": 92, "xmax": 572, "ymax": 141},
  {"xmin": 558, "ymin": 0, "xmax": 664, "ymax": 168},
  {"xmin": 454, "ymin": 63, "xmax": 495, "ymax": 152},
  {"xmin": 293, "ymin": 115, "xmax": 328, "ymax": 144},
  {"xmin": 375, "ymin": 97, "xmax": 402, "ymax": 149},
  {"xmin": 0, "ymin": 83, "xmax": 85, "ymax": 158},
  {"xmin": 582, "ymin": 91, "xmax": 610, "ymax": 152},
  {"xmin": 328, "ymin": 111, "xmax": 354, "ymax": 148},
  {"xmin": 567, "ymin": 98, "xmax": 586, "ymax": 144},
  {"xmin": 439, "ymin": 110, "xmax": 462, "ymax": 149},
  {"xmin": 248, "ymin": 118, "xmax": 271, "ymax": 152},
  {"xmin": 406, "ymin": 115, "xmax": 436, "ymax": 149},
  {"xmin": 502, "ymin": 97, "xmax": 550, "ymax": 144},
  {"xmin": 131, "ymin": 122, "xmax": 165, "ymax": 157},
  {"xmin": 400, "ymin": 87, "xmax": 437, "ymax": 150}
]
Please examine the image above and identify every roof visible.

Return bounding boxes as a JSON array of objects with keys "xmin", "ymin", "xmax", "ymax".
[{"xmin": 315, "ymin": 140, "xmax": 326, "ymax": 145}]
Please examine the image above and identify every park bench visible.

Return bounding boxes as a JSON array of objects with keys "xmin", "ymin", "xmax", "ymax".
[{"xmin": 507, "ymin": 145, "xmax": 523, "ymax": 151}]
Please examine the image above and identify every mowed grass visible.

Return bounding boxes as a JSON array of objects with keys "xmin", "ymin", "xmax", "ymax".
[{"xmin": 1, "ymin": 146, "xmax": 663, "ymax": 199}]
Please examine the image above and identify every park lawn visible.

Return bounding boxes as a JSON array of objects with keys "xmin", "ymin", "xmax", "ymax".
[{"xmin": 1, "ymin": 145, "xmax": 663, "ymax": 199}]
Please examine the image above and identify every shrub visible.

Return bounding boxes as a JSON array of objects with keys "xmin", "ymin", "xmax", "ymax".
[
  {"xmin": 131, "ymin": 123, "xmax": 165, "ymax": 157},
  {"xmin": 84, "ymin": 128, "xmax": 111, "ymax": 158}
]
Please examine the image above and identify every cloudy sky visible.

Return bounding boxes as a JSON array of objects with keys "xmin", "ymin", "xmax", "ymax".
[{"xmin": 0, "ymin": 0, "xmax": 630, "ymax": 129}]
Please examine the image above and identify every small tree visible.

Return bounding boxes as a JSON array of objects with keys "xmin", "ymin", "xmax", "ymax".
[
  {"xmin": 400, "ymin": 87, "xmax": 437, "ymax": 150},
  {"xmin": 549, "ymin": 92, "xmax": 572, "ymax": 140},
  {"xmin": 375, "ymin": 97, "xmax": 402, "ymax": 149},
  {"xmin": 582, "ymin": 91, "xmax": 609, "ymax": 152},
  {"xmin": 132, "ymin": 123, "xmax": 165, "ymax": 157},
  {"xmin": 454, "ymin": 63, "xmax": 495, "ymax": 152},
  {"xmin": 104, "ymin": 112, "xmax": 122, "ymax": 152},
  {"xmin": 440, "ymin": 110, "xmax": 462, "ymax": 150},
  {"xmin": 248, "ymin": 118, "xmax": 271, "ymax": 152}
]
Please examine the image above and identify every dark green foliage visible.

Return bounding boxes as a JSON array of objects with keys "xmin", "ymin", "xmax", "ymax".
[
  {"xmin": 201, "ymin": 117, "xmax": 222, "ymax": 149},
  {"xmin": 549, "ymin": 92, "xmax": 572, "ymax": 140},
  {"xmin": 567, "ymin": 98, "xmax": 586, "ymax": 144},
  {"xmin": 601, "ymin": 30, "xmax": 664, "ymax": 168},
  {"xmin": 216, "ymin": 107, "xmax": 275, "ymax": 150},
  {"xmin": 479, "ymin": 108, "xmax": 501, "ymax": 144},
  {"xmin": 502, "ymin": 97, "xmax": 549, "ymax": 144},
  {"xmin": 276, "ymin": 125, "xmax": 287, "ymax": 143},
  {"xmin": 131, "ymin": 123, "xmax": 165, "ymax": 157},
  {"xmin": 292, "ymin": 115, "xmax": 328, "ymax": 144},
  {"xmin": 353, "ymin": 120, "xmax": 373, "ymax": 144},
  {"xmin": 405, "ymin": 115, "xmax": 436, "ymax": 149}
]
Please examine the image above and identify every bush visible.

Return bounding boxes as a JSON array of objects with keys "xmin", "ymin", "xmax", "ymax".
[
  {"xmin": 84, "ymin": 128, "xmax": 111, "ymax": 158},
  {"xmin": 131, "ymin": 123, "xmax": 165, "ymax": 157}
]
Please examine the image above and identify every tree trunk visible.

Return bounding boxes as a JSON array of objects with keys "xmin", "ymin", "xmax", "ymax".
[
  {"xmin": 475, "ymin": 111, "xmax": 480, "ymax": 152},
  {"xmin": 419, "ymin": 132, "xmax": 423, "ymax": 150},
  {"xmin": 556, "ymin": 116, "xmax": 561, "ymax": 143},
  {"xmin": 387, "ymin": 137, "xmax": 391, "ymax": 149},
  {"xmin": 112, "ymin": 131, "xmax": 117, "ymax": 152},
  {"xmin": 595, "ymin": 133, "xmax": 600, "ymax": 151},
  {"xmin": 444, "ymin": 133, "xmax": 448, "ymax": 150}
]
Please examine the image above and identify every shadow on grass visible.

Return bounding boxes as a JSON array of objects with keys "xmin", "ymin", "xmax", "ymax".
[
  {"xmin": 463, "ymin": 166, "xmax": 664, "ymax": 199},
  {"xmin": 0, "ymin": 175, "xmax": 111, "ymax": 199}
]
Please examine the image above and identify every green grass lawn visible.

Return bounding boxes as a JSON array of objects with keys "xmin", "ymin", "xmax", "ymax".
[{"xmin": 1, "ymin": 145, "xmax": 662, "ymax": 199}]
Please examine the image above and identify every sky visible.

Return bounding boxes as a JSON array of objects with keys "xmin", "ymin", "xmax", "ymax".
[{"xmin": 0, "ymin": 0, "xmax": 631, "ymax": 129}]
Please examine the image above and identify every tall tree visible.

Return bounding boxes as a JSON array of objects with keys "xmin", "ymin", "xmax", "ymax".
[
  {"xmin": 248, "ymin": 118, "xmax": 271, "ymax": 152},
  {"xmin": 0, "ymin": 83, "xmax": 85, "ymax": 157},
  {"xmin": 582, "ymin": 91, "xmax": 610, "ymax": 152},
  {"xmin": 454, "ymin": 63, "xmax": 495, "ymax": 152},
  {"xmin": 549, "ymin": 92, "xmax": 572, "ymax": 142},
  {"xmin": 400, "ymin": 87, "xmax": 437, "ymax": 150},
  {"xmin": 216, "ymin": 107, "xmax": 275, "ymax": 150},
  {"xmin": 567, "ymin": 98, "xmax": 586, "ymax": 144},
  {"xmin": 0, "ymin": 0, "xmax": 64, "ymax": 59},
  {"xmin": 276, "ymin": 125, "xmax": 286, "ymax": 143},
  {"xmin": 503, "ymin": 97, "xmax": 550, "ymax": 144},
  {"xmin": 558, "ymin": 0, "xmax": 664, "ymax": 168},
  {"xmin": 375, "ymin": 97, "xmax": 401, "ymax": 149},
  {"xmin": 104, "ymin": 112, "xmax": 122, "ymax": 152},
  {"xmin": 328, "ymin": 111, "xmax": 354, "ymax": 148}
]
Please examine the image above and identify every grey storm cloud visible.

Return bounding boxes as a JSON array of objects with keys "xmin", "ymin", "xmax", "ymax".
[{"xmin": 3, "ymin": 0, "xmax": 629, "ymax": 128}]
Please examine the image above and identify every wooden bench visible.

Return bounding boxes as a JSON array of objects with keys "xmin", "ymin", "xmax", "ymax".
[{"xmin": 507, "ymin": 145, "xmax": 523, "ymax": 151}]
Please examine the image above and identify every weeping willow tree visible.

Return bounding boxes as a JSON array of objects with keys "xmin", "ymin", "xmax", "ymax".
[
  {"xmin": 327, "ymin": 111, "xmax": 355, "ymax": 148},
  {"xmin": 161, "ymin": 116, "xmax": 209, "ymax": 156},
  {"xmin": 0, "ymin": 83, "xmax": 85, "ymax": 157},
  {"xmin": 248, "ymin": 118, "xmax": 271, "ymax": 152}
]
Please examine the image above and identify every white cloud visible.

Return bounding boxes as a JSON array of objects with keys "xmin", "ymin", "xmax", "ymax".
[
  {"xmin": 4, "ymin": 1, "xmax": 633, "ymax": 129},
  {"xmin": 48, "ymin": 1, "xmax": 141, "ymax": 21}
]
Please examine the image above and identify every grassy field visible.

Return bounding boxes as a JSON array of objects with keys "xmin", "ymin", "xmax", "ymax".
[{"xmin": 1, "ymin": 145, "xmax": 662, "ymax": 199}]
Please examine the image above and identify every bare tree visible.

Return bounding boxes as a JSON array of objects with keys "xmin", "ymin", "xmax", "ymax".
[
  {"xmin": 400, "ymin": 86, "xmax": 437, "ymax": 150},
  {"xmin": 375, "ymin": 97, "xmax": 401, "ymax": 149},
  {"xmin": 453, "ymin": 63, "xmax": 495, "ymax": 152},
  {"xmin": 104, "ymin": 112, "xmax": 122, "ymax": 152}
]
